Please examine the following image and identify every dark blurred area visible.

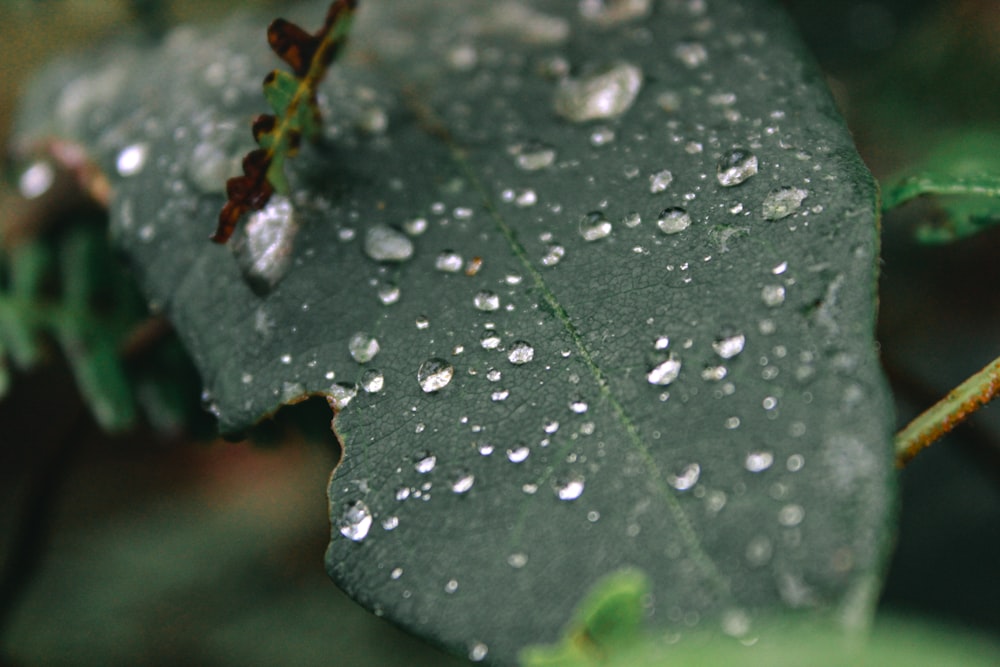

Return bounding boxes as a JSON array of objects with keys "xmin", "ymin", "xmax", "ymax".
[{"xmin": 1, "ymin": 1, "xmax": 1000, "ymax": 665}]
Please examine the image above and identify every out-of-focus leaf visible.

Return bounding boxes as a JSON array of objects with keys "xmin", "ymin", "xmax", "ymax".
[{"xmin": 12, "ymin": 1, "xmax": 895, "ymax": 663}]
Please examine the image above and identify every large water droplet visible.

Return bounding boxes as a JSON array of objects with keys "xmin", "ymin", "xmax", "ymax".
[
  {"xmin": 579, "ymin": 211, "xmax": 613, "ymax": 241},
  {"xmin": 364, "ymin": 225, "xmax": 413, "ymax": 262},
  {"xmin": 338, "ymin": 500, "xmax": 373, "ymax": 542},
  {"xmin": 762, "ymin": 187, "xmax": 808, "ymax": 220},
  {"xmin": 648, "ymin": 169, "xmax": 674, "ymax": 193},
  {"xmin": 508, "ymin": 341, "xmax": 535, "ymax": 365},
  {"xmin": 647, "ymin": 354, "xmax": 682, "ymax": 385},
  {"xmin": 656, "ymin": 207, "xmax": 691, "ymax": 235},
  {"xmin": 418, "ymin": 358, "xmax": 454, "ymax": 392},
  {"xmin": 553, "ymin": 62, "xmax": 643, "ymax": 123},
  {"xmin": 712, "ymin": 332, "xmax": 746, "ymax": 359},
  {"xmin": 555, "ymin": 477, "xmax": 585, "ymax": 500},
  {"xmin": 349, "ymin": 332, "xmax": 380, "ymax": 363},
  {"xmin": 235, "ymin": 196, "xmax": 299, "ymax": 292},
  {"xmin": 717, "ymin": 149, "xmax": 758, "ymax": 186},
  {"xmin": 668, "ymin": 463, "xmax": 701, "ymax": 490}
]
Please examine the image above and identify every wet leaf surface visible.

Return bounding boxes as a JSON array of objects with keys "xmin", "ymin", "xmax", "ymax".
[{"xmin": 12, "ymin": 1, "xmax": 895, "ymax": 663}]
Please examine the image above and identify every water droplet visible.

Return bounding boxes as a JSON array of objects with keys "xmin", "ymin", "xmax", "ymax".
[
  {"xmin": 555, "ymin": 477, "xmax": 585, "ymax": 500},
  {"xmin": 360, "ymin": 369, "xmax": 385, "ymax": 393},
  {"xmin": 435, "ymin": 250, "xmax": 464, "ymax": 272},
  {"xmin": 722, "ymin": 609, "xmax": 751, "ymax": 638},
  {"xmin": 579, "ymin": 0, "xmax": 651, "ymax": 25},
  {"xmin": 713, "ymin": 332, "xmax": 746, "ymax": 359},
  {"xmin": 762, "ymin": 186, "xmax": 808, "ymax": 220},
  {"xmin": 787, "ymin": 454, "xmax": 805, "ymax": 472},
  {"xmin": 378, "ymin": 284, "xmax": 401, "ymax": 305},
  {"xmin": 474, "ymin": 291, "xmax": 501, "ymax": 312},
  {"xmin": 761, "ymin": 284, "xmax": 786, "ymax": 307},
  {"xmin": 469, "ymin": 642, "xmax": 489, "ymax": 662},
  {"xmin": 541, "ymin": 244, "xmax": 566, "ymax": 266},
  {"xmin": 418, "ymin": 358, "xmax": 454, "ymax": 392},
  {"xmin": 364, "ymin": 225, "xmax": 414, "ymax": 262},
  {"xmin": 668, "ymin": 463, "xmax": 701, "ymax": 491},
  {"xmin": 647, "ymin": 354, "xmax": 682, "ymax": 385},
  {"xmin": 746, "ymin": 535, "xmax": 773, "ymax": 567},
  {"xmin": 404, "ymin": 217, "xmax": 428, "ymax": 235},
  {"xmin": 553, "ymin": 62, "xmax": 643, "ymax": 122},
  {"xmin": 235, "ymin": 196, "xmax": 299, "ymax": 292},
  {"xmin": 338, "ymin": 501, "xmax": 373, "ymax": 542},
  {"xmin": 507, "ymin": 552, "xmax": 528, "ymax": 568},
  {"xmin": 507, "ymin": 445, "xmax": 530, "ymax": 463},
  {"xmin": 656, "ymin": 207, "xmax": 691, "ymax": 235},
  {"xmin": 415, "ymin": 452, "xmax": 437, "ymax": 474},
  {"xmin": 772, "ymin": 261, "xmax": 788, "ymax": 275},
  {"xmin": 654, "ymin": 336, "xmax": 670, "ymax": 350},
  {"xmin": 415, "ymin": 315, "xmax": 430, "ymax": 330},
  {"xmin": 508, "ymin": 341, "xmax": 535, "ymax": 365},
  {"xmin": 578, "ymin": 211, "xmax": 613, "ymax": 241},
  {"xmin": 543, "ymin": 419, "xmax": 560, "ymax": 434},
  {"xmin": 717, "ymin": 149, "xmax": 758, "ymax": 186},
  {"xmin": 511, "ymin": 141, "xmax": 557, "ymax": 171},
  {"xmin": 18, "ymin": 161, "xmax": 55, "ymax": 199},
  {"xmin": 452, "ymin": 471, "xmax": 475, "ymax": 494},
  {"xmin": 349, "ymin": 332, "xmax": 380, "ymax": 363},
  {"xmin": 116, "ymin": 142, "xmax": 149, "ymax": 177},
  {"xmin": 569, "ymin": 399, "xmax": 589, "ymax": 414},
  {"xmin": 778, "ymin": 504, "xmax": 805, "ymax": 526},
  {"xmin": 382, "ymin": 515, "xmax": 399, "ymax": 530},
  {"xmin": 745, "ymin": 451, "xmax": 774, "ymax": 472},
  {"xmin": 327, "ymin": 384, "xmax": 358, "ymax": 410},
  {"xmin": 648, "ymin": 169, "xmax": 674, "ymax": 193},
  {"xmin": 622, "ymin": 211, "xmax": 642, "ymax": 227},
  {"xmin": 391, "ymin": 567, "xmax": 403, "ymax": 579},
  {"xmin": 701, "ymin": 365, "xmax": 728, "ymax": 381},
  {"xmin": 480, "ymin": 330, "xmax": 502, "ymax": 350},
  {"xmin": 674, "ymin": 41, "xmax": 708, "ymax": 68},
  {"xmin": 445, "ymin": 579, "xmax": 459, "ymax": 594}
]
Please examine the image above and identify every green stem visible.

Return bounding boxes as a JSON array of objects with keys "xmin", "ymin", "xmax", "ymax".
[{"xmin": 895, "ymin": 355, "xmax": 1000, "ymax": 466}]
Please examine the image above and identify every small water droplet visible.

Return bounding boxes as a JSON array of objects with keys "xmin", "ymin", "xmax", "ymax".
[
  {"xmin": 647, "ymin": 354, "xmax": 682, "ymax": 385},
  {"xmin": 469, "ymin": 642, "xmax": 489, "ymax": 662},
  {"xmin": 622, "ymin": 211, "xmax": 642, "ymax": 227},
  {"xmin": 511, "ymin": 140, "xmax": 557, "ymax": 171},
  {"xmin": 338, "ymin": 501, "xmax": 373, "ymax": 542},
  {"xmin": 417, "ymin": 358, "xmax": 454, "ymax": 393},
  {"xmin": 364, "ymin": 225, "xmax": 414, "ymax": 262},
  {"xmin": 452, "ymin": 471, "xmax": 475, "ymax": 494},
  {"xmin": 395, "ymin": 486, "xmax": 411, "ymax": 501},
  {"xmin": 778, "ymin": 504, "xmax": 805, "ymax": 526},
  {"xmin": 656, "ymin": 207, "xmax": 691, "ymax": 235},
  {"xmin": 589, "ymin": 125, "xmax": 616, "ymax": 146},
  {"xmin": 713, "ymin": 332, "xmax": 746, "ymax": 359},
  {"xmin": 578, "ymin": 211, "xmax": 613, "ymax": 241},
  {"xmin": 569, "ymin": 398, "xmax": 589, "ymax": 414},
  {"xmin": 474, "ymin": 291, "xmax": 501, "ymax": 312},
  {"xmin": 543, "ymin": 419, "xmax": 560, "ymax": 434},
  {"xmin": 507, "ymin": 552, "xmax": 528, "ymax": 568},
  {"xmin": 508, "ymin": 341, "xmax": 535, "ymax": 365},
  {"xmin": 349, "ymin": 332, "xmax": 380, "ymax": 363},
  {"xmin": 787, "ymin": 454, "xmax": 805, "ymax": 472},
  {"xmin": 541, "ymin": 244, "xmax": 566, "ymax": 266},
  {"xmin": 415, "ymin": 452, "xmax": 437, "ymax": 474},
  {"xmin": 649, "ymin": 169, "xmax": 674, "ymax": 193},
  {"xmin": 507, "ymin": 445, "xmax": 530, "ymax": 463},
  {"xmin": 701, "ymin": 365, "xmax": 728, "ymax": 381},
  {"xmin": 435, "ymin": 250, "xmax": 464, "ymax": 272},
  {"xmin": 717, "ymin": 149, "xmax": 758, "ymax": 186},
  {"xmin": 445, "ymin": 579, "xmax": 459, "ymax": 594},
  {"xmin": 391, "ymin": 567, "xmax": 403, "ymax": 579},
  {"xmin": 404, "ymin": 217, "xmax": 428, "ymax": 235},
  {"xmin": 515, "ymin": 188, "xmax": 538, "ymax": 207},
  {"xmin": 761, "ymin": 284, "xmax": 786, "ymax": 307},
  {"xmin": 382, "ymin": 515, "xmax": 399, "ymax": 530},
  {"xmin": 378, "ymin": 284, "xmax": 401, "ymax": 305},
  {"xmin": 745, "ymin": 451, "xmax": 774, "ymax": 472},
  {"xmin": 18, "ymin": 161, "xmax": 55, "ymax": 199},
  {"xmin": 360, "ymin": 369, "xmax": 385, "ymax": 393},
  {"xmin": 480, "ymin": 330, "xmax": 502, "ymax": 350},
  {"xmin": 668, "ymin": 463, "xmax": 701, "ymax": 490},
  {"xmin": 654, "ymin": 336, "xmax": 670, "ymax": 350},
  {"xmin": 415, "ymin": 316, "xmax": 430, "ymax": 330},
  {"xmin": 553, "ymin": 62, "xmax": 643, "ymax": 122},
  {"xmin": 555, "ymin": 477, "xmax": 585, "ymax": 500},
  {"xmin": 487, "ymin": 369, "xmax": 502, "ymax": 382},
  {"xmin": 746, "ymin": 535, "xmax": 773, "ymax": 567},
  {"xmin": 579, "ymin": 0, "xmax": 651, "ymax": 25},
  {"xmin": 674, "ymin": 41, "xmax": 708, "ymax": 68},
  {"xmin": 327, "ymin": 384, "xmax": 358, "ymax": 410},
  {"xmin": 762, "ymin": 187, "xmax": 808, "ymax": 220},
  {"xmin": 772, "ymin": 261, "xmax": 788, "ymax": 275},
  {"xmin": 116, "ymin": 142, "xmax": 149, "ymax": 177}
]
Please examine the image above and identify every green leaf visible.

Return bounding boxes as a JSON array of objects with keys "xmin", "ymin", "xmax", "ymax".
[
  {"xmin": 882, "ymin": 130, "xmax": 1000, "ymax": 243},
  {"xmin": 13, "ymin": 0, "xmax": 895, "ymax": 664}
]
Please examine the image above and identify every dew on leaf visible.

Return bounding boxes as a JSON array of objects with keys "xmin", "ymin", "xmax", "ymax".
[
  {"xmin": 349, "ymin": 332, "xmax": 380, "ymax": 363},
  {"xmin": 511, "ymin": 141, "xmax": 557, "ymax": 171},
  {"xmin": 668, "ymin": 463, "xmax": 701, "ymax": 491},
  {"xmin": 480, "ymin": 330, "xmax": 501, "ymax": 350},
  {"xmin": 415, "ymin": 316, "xmax": 430, "ymax": 330},
  {"xmin": 391, "ymin": 567, "xmax": 403, "ymax": 579},
  {"xmin": 762, "ymin": 186, "xmax": 809, "ymax": 220},
  {"xmin": 541, "ymin": 244, "xmax": 566, "ymax": 267},
  {"xmin": 648, "ymin": 169, "xmax": 674, "ymax": 193},
  {"xmin": 647, "ymin": 354, "xmax": 682, "ymax": 385},
  {"xmin": 506, "ymin": 445, "xmax": 530, "ymax": 463},
  {"xmin": 654, "ymin": 336, "xmax": 670, "ymax": 350},
  {"xmin": 745, "ymin": 451, "xmax": 775, "ymax": 472},
  {"xmin": 579, "ymin": 211, "xmax": 613, "ymax": 241},
  {"xmin": 712, "ymin": 332, "xmax": 746, "ymax": 359},
  {"xmin": 435, "ymin": 251, "xmax": 464, "ymax": 272},
  {"xmin": 415, "ymin": 452, "xmax": 437, "ymax": 474},
  {"xmin": 569, "ymin": 399, "xmax": 589, "ymax": 414},
  {"xmin": 378, "ymin": 284, "xmax": 401, "ymax": 305},
  {"xmin": 508, "ymin": 341, "xmax": 535, "ymax": 364},
  {"xmin": 486, "ymin": 368, "xmax": 502, "ymax": 382},
  {"xmin": 553, "ymin": 62, "xmax": 643, "ymax": 123},
  {"xmin": 360, "ymin": 369, "xmax": 385, "ymax": 393},
  {"xmin": 338, "ymin": 501, "xmax": 373, "ymax": 542},
  {"xmin": 543, "ymin": 419, "xmax": 560, "ymax": 434},
  {"xmin": 382, "ymin": 515, "xmax": 399, "ymax": 531},
  {"xmin": 395, "ymin": 486, "xmax": 411, "ymax": 501},
  {"xmin": 555, "ymin": 477, "xmax": 585, "ymax": 500},
  {"xmin": 491, "ymin": 390, "xmax": 510, "ymax": 402},
  {"xmin": 515, "ymin": 188, "xmax": 538, "ymax": 207},
  {"xmin": 474, "ymin": 291, "xmax": 501, "ymax": 312},
  {"xmin": 327, "ymin": 384, "xmax": 358, "ymax": 410},
  {"xmin": 452, "ymin": 471, "xmax": 475, "ymax": 494},
  {"xmin": 717, "ymin": 149, "xmax": 759, "ymax": 186},
  {"xmin": 235, "ymin": 195, "xmax": 298, "ymax": 291},
  {"xmin": 656, "ymin": 207, "xmax": 691, "ymax": 235},
  {"xmin": 622, "ymin": 211, "xmax": 642, "ymax": 227},
  {"xmin": 761, "ymin": 284, "xmax": 786, "ymax": 307},
  {"xmin": 364, "ymin": 225, "xmax": 414, "ymax": 262},
  {"xmin": 445, "ymin": 579, "xmax": 459, "ymax": 594},
  {"xmin": 477, "ymin": 442, "xmax": 495, "ymax": 456},
  {"xmin": 116, "ymin": 142, "xmax": 149, "ymax": 177},
  {"xmin": 418, "ymin": 358, "xmax": 454, "ymax": 392}
]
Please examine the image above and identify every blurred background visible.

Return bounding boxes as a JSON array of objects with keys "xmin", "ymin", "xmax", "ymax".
[{"xmin": 0, "ymin": 1, "xmax": 998, "ymax": 665}]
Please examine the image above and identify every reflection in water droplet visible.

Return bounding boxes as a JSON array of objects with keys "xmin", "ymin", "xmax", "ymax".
[
  {"xmin": 360, "ymin": 369, "xmax": 385, "ymax": 393},
  {"xmin": 435, "ymin": 251, "xmax": 464, "ymax": 272},
  {"xmin": 761, "ymin": 284, "xmax": 786, "ymax": 307},
  {"xmin": 713, "ymin": 332, "xmax": 746, "ymax": 359},
  {"xmin": 338, "ymin": 501, "xmax": 373, "ymax": 541},
  {"xmin": 745, "ymin": 451, "xmax": 774, "ymax": 472},
  {"xmin": 553, "ymin": 62, "xmax": 643, "ymax": 123},
  {"xmin": 656, "ymin": 207, "xmax": 691, "ymax": 235},
  {"xmin": 555, "ymin": 477, "xmax": 585, "ymax": 500},
  {"xmin": 668, "ymin": 463, "xmax": 701, "ymax": 490},
  {"xmin": 415, "ymin": 452, "xmax": 437, "ymax": 473},
  {"xmin": 508, "ymin": 341, "xmax": 535, "ymax": 364},
  {"xmin": 364, "ymin": 225, "xmax": 414, "ymax": 262},
  {"xmin": 717, "ymin": 149, "xmax": 758, "ymax": 186},
  {"xmin": 647, "ymin": 354, "xmax": 682, "ymax": 385},
  {"xmin": 349, "ymin": 332, "xmax": 380, "ymax": 363},
  {"xmin": 579, "ymin": 211, "xmax": 613, "ymax": 241},
  {"xmin": 418, "ymin": 358, "xmax": 454, "ymax": 392},
  {"xmin": 507, "ymin": 445, "xmax": 530, "ymax": 463},
  {"xmin": 762, "ymin": 187, "xmax": 808, "ymax": 220},
  {"xmin": 116, "ymin": 142, "xmax": 150, "ymax": 177},
  {"xmin": 648, "ymin": 169, "xmax": 674, "ymax": 193},
  {"xmin": 452, "ymin": 471, "xmax": 475, "ymax": 494},
  {"xmin": 474, "ymin": 291, "xmax": 501, "ymax": 311}
]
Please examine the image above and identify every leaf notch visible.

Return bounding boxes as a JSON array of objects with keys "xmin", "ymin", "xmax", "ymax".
[{"xmin": 212, "ymin": 0, "xmax": 359, "ymax": 243}]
